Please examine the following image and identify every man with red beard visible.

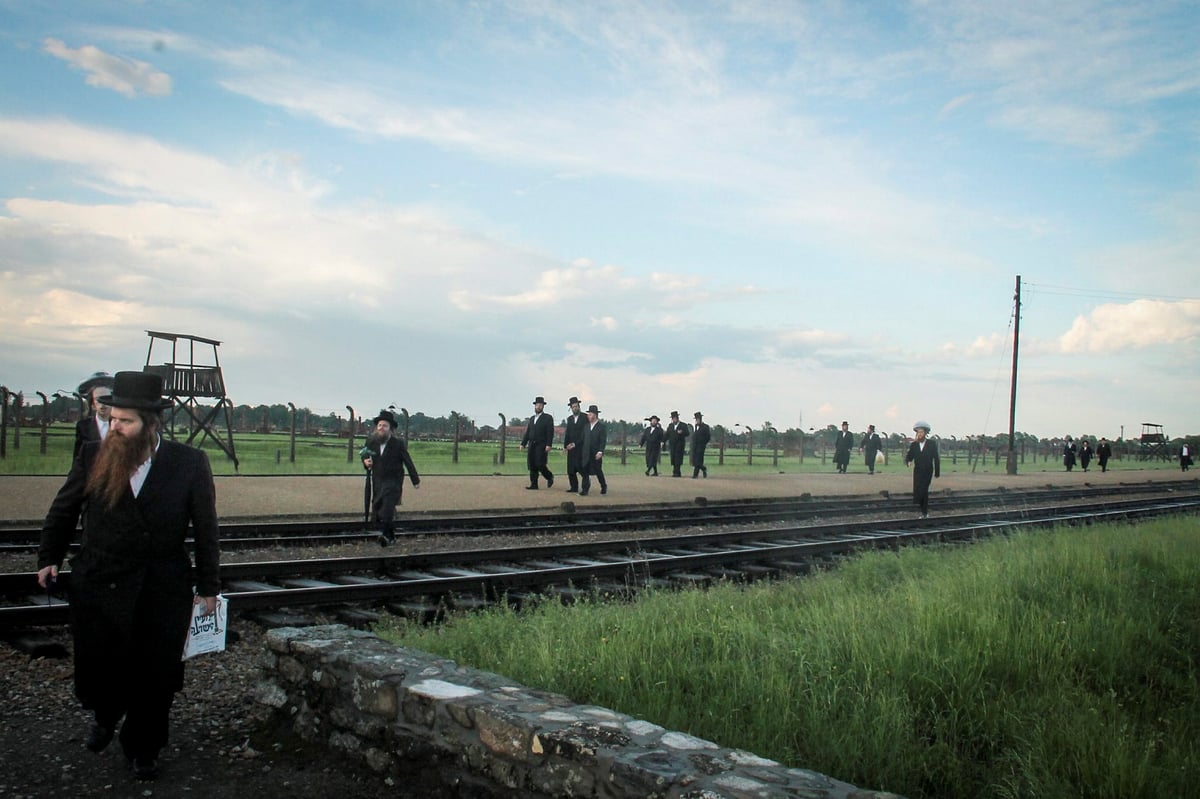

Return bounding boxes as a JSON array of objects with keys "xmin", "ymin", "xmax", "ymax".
[{"xmin": 38, "ymin": 371, "xmax": 220, "ymax": 781}]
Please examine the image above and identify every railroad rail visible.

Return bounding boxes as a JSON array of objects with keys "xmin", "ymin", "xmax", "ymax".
[
  {"xmin": 2, "ymin": 491, "xmax": 1197, "ymax": 630},
  {"xmin": 1, "ymin": 480, "xmax": 1193, "ymax": 552}
]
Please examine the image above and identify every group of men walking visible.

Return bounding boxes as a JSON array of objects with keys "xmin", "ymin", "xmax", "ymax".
[
  {"xmin": 832, "ymin": 421, "xmax": 885, "ymax": 475},
  {"xmin": 636, "ymin": 410, "xmax": 710, "ymax": 479},
  {"xmin": 521, "ymin": 398, "xmax": 714, "ymax": 496}
]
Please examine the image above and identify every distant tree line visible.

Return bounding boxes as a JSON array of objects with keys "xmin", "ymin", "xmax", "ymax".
[{"xmin": 0, "ymin": 387, "xmax": 1192, "ymax": 463}]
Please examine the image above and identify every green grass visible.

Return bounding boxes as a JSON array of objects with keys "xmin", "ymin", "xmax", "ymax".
[
  {"xmin": 377, "ymin": 518, "xmax": 1200, "ymax": 798},
  {"xmin": 0, "ymin": 425, "xmax": 1182, "ymax": 477}
]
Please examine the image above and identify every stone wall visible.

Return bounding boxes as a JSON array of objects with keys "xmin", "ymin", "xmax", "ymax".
[{"xmin": 255, "ymin": 625, "xmax": 903, "ymax": 799}]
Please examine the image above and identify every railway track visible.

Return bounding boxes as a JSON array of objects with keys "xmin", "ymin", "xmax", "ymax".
[
  {"xmin": 2, "ymin": 488, "xmax": 1197, "ymax": 631},
  {"xmin": 1, "ymin": 480, "xmax": 1192, "ymax": 552}
]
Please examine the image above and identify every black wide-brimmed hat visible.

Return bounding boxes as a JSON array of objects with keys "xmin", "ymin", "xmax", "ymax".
[
  {"xmin": 693, "ymin": 411, "xmax": 703, "ymax": 419},
  {"xmin": 98, "ymin": 371, "xmax": 171, "ymax": 411},
  {"xmin": 371, "ymin": 409, "xmax": 398, "ymax": 428},
  {"xmin": 586, "ymin": 404, "xmax": 601, "ymax": 414},
  {"xmin": 77, "ymin": 371, "xmax": 114, "ymax": 397},
  {"xmin": 670, "ymin": 410, "xmax": 680, "ymax": 418},
  {"xmin": 648, "ymin": 415, "xmax": 660, "ymax": 422},
  {"xmin": 533, "ymin": 396, "xmax": 546, "ymax": 405},
  {"xmin": 567, "ymin": 396, "xmax": 581, "ymax": 405}
]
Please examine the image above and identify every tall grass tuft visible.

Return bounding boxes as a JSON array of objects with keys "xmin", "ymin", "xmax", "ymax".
[{"xmin": 378, "ymin": 518, "xmax": 1200, "ymax": 798}]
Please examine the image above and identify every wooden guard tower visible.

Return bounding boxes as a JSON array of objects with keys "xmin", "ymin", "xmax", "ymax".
[
  {"xmin": 1138, "ymin": 422, "xmax": 1168, "ymax": 462},
  {"xmin": 143, "ymin": 331, "xmax": 238, "ymax": 469}
]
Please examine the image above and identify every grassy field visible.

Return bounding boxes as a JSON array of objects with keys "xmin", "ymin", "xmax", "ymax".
[
  {"xmin": 0, "ymin": 424, "xmax": 1180, "ymax": 478},
  {"xmin": 378, "ymin": 517, "xmax": 1200, "ymax": 799}
]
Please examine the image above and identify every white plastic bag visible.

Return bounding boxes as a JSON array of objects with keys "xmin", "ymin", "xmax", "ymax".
[
  {"xmin": 182, "ymin": 595, "xmax": 227, "ymax": 660},
  {"xmin": 875, "ymin": 451, "xmax": 885, "ymax": 465}
]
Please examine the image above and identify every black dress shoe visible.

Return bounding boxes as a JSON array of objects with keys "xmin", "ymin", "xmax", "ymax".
[
  {"xmin": 131, "ymin": 756, "xmax": 159, "ymax": 780},
  {"xmin": 525, "ymin": 485, "xmax": 538, "ymax": 490},
  {"xmin": 600, "ymin": 486, "xmax": 607, "ymax": 495},
  {"xmin": 546, "ymin": 475, "xmax": 554, "ymax": 488},
  {"xmin": 579, "ymin": 490, "xmax": 588, "ymax": 496},
  {"xmin": 86, "ymin": 724, "xmax": 114, "ymax": 753},
  {"xmin": 566, "ymin": 488, "xmax": 578, "ymax": 493}
]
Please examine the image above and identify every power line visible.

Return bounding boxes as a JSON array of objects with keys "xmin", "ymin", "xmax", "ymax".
[{"xmin": 1024, "ymin": 282, "xmax": 1199, "ymax": 303}]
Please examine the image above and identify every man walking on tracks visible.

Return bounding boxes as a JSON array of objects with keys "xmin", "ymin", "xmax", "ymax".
[
  {"xmin": 905, "ymin": 421, "xmax": 940, "ymax": 518},
  {"xmin": 362, "ymin": 409, "xmax": 420, "ymax": 545}
]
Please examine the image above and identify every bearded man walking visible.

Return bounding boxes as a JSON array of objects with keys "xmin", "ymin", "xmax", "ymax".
[{"xmin": 38, "ymin": 371, "xmax": 220, "ymax": 781}]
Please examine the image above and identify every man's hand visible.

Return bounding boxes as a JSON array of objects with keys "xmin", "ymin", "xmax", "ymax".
[
  {"xmin": 37, "ymin": 564, "xmax": 58, "ymax": 589},
  {"xmin": 195, "ymin": 595, "xmax": 219, "ymax": 616}
]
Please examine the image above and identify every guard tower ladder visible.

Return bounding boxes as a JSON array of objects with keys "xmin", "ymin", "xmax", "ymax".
[{"xmin": 143, "ymin": 331, "xmax": 239, "ymax": 470}]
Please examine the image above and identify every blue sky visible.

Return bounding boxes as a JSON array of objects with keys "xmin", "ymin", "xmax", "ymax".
[{"xmin": 1, "ymin": 0, "xmax": 1197, "ymax": 440}]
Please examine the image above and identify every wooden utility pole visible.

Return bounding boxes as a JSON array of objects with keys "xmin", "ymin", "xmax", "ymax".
[{"xmin": 1006, "ymin": 275, "xmax": 1021, "ymax": 475}]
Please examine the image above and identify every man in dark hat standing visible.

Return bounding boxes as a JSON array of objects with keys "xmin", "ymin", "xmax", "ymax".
[
  {"xmin": 38, "ymin": 371, "xmax": 220, "ymax": 781},
  {"xmin": 563, "ymin": 397, "xmax": 585, "ymax": 493},
  {"xmin": 520, "ymin": 396, "xmax": 554, "ymax": 490},
  {"xmin": 73, "ymin": 371, "xmax": 115, "ymax": 460},
  {"xmin": 833, "ymin": 421, "xmax": 854, "ymax": 474},
  {"xmin": 690, "ymin": 411, "xmax": 711, "ymax": 478},
  {"xmin": 639, "ymin": 415, "xmax": 664, "ymax": 476},
  {"xmin": 580, "ymin": 404, "xmax": 608, "ymax": 496},
  {"xmin": 361, "ymin": 409, "xmax": 420, "ymax": 545},
  {"xmin": 664, "ymin": 411, "xmax": 688, "ymax": 477}
]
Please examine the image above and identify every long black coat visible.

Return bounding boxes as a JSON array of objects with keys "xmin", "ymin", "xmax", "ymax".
[
  {"xmin": 364, "ymin": 435, "xmax": 420, "ymax": 503},
  {"xmin": 833, "ymin": 430, "xmax": 854, "ymax": 467},
  {"xmin": 73, "ymin": 415, "xmax": 104, "ymax": 461},
  {"xmin": 861, "ymin": 432, "xmax": 882, "ymax": 466},
  {"xmin": 563, "ymin": 412, "xmax": 586, "ymax": 470},
  {"xmin": 581, "ymin": 420, "xmax": 607, "ymax": 468},
  {"xmin": 665, "ymin": 421, "xmax": 688, "ymax": 467},
  {"xmin": 640, "ymin": 424, "xmax": 664, "ymax": 467},
  {"xmin": 690, "ymin": 423, "xmax": 711, "ymax": 467},
  {"xmin": 39, "ymin": 439, "xmax": 220, "ymax": 707},
  {"xmin": 522, "ymin": 412, "xmax": 555, "ymax": 471},
  {"xmin": 905, "ymin": 438, "xmax": 940, "ymax": 497}
]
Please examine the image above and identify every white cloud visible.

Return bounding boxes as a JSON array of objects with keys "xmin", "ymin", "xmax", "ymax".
[
  {"xmin": 43, "ymin": 38, "xmax": 171, "ymax": 98},
  {"xmin": 1059, "ymin": 300, "xmax": 1200, "ymax": 353}
]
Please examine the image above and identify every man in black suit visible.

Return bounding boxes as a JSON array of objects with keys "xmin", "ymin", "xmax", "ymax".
[
  {"xmin": 1096, "ymin": 437, "xmax": 1113, "ymax": 472},
  {"xmin": 580, "ymin": 404, "xmax": 607, "ymax": 496},
  {"xmin": 563, "ymin": 397, "xmax": 585, "ymax": 493},
  {"xmin": 664, "ymin": 411, "xmax": 688, "ymax": 477},
  {"xmin": 521, "ymin": 396, "xmax": 554, "ymax": 489},
  {"xmin": 361, "ymin": 409, "xmax": 420, "ymax": 545},
  {"xmin": 833, "ymin": 420, "xmax": 854, "ymax": 473},
  {"xmin": 72, "ymin": 371, "xmax": 114, "ymax": 460},
  {"xmin": 860, "ymin": 423, "xmax": 882, "ymax": 474},
  {"xmin": 640, "ymin": 415, "xmax": 664, "ymax": 476},
  {"xmin": 690, "ymin": 412, "xmax": 711, "ymax": 478},
  {"xmin": 38, "ymin": 371, "xmax": 220, "ymax": 781},
  {"xmin": 904, "ymin": 421, "xmax": 940, "ymax": 518}
]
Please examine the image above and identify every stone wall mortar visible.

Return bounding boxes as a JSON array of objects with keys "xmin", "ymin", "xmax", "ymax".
[{"xmin": 256, "ymin": 624, "xmax": 905, "ymax": 799}]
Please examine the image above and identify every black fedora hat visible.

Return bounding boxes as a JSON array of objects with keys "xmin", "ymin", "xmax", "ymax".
[
  {"xmin": 533, "ymin": 396, "xmax": 546, "ymax": 404},
  {"xmin": 567, "ymin": 396, "xmax": 581, "ymax": 405},
  {"xmin": 99, "ymin": 371, "xmax": 172, "ymax": 411},
  {"xmin": 371, "ymin": 409, "xmax": 398, "ymax": 428},
  {"xmin": 586, "ymin": 404, "xmax": 601, "ymax": 414}
]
